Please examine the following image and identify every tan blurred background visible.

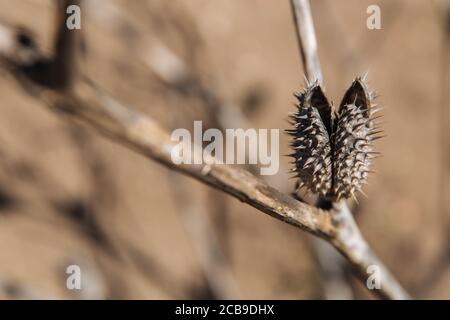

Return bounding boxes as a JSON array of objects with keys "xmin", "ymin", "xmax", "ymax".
[{"xmin": 0, "ymin": 0, "xmax": 448, "ymax": 299}]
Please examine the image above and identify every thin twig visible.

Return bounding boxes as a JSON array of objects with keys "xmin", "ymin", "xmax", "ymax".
[{"xmin": 290, "ymin": 0, "xmax": 323, "ymax": 84}]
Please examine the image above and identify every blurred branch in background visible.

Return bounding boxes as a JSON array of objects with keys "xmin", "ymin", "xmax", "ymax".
[
  {"xmin": 0, "ymin": 0, "xmax": 411, "ymax": 299},
  {"xmin": 168, "ymin": 174, "xmax": 239, "ymax": 299},
  {"xmin": 0, "ymin": 277, "xmax": 53, "ymax": 300},
  {"xmin": 313, "ymin": 240, "xmax": 354, "ymax": 299},
  {"xmin": 0, "ymin": 0, "xmax": 192, "ymax": 299}
]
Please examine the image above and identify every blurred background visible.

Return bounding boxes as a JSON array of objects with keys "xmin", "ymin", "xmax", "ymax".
[{"xmin": 0, "ymin": 0, "xmax": 448, "ymax": 299}]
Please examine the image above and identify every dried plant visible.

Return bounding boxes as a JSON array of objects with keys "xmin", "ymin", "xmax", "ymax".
[{"xmin": 0, "ymin": 0, "xmax": 411, "ymax": 300}]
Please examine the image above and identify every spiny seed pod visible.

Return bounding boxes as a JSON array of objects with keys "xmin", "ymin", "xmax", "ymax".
[
  {"xmin": 287, "ymin": 76, "xmax": 382, "ymax": 202},
  {"xmin": 287, "ymin": 82, "xmax": 333, "ymax": 198}
]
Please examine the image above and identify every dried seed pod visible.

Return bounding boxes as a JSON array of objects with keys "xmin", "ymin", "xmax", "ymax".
[
  {"xmin": 287, "ymin": 76, "xmax": 380, "ymax": 201},
  {"xmin": 287, "ymin": 81, "xmax": 334, "ymax": 198}
]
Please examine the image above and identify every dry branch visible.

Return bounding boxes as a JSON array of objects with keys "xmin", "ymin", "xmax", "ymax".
[
  {"xmin": 290, "ymin": 0, "xmax": 323, "ymax": 84},
  {"xmin": 0, "ymin": 0, "xmax": 410, "ymax": 299}
]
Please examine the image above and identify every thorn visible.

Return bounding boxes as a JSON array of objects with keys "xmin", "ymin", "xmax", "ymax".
[
  {"xmin": 371, "ymin": 135, "xmax": 387, "ymax": 141},
  {"xmin": 370, "ymin": 115, "xmax": 384, "ymax": 121},
  {"xmin": 296, "ymin": 184, "xmax": 306, "ymax": 193},
  {"xmin": 351, "ymin": 191, "xmax": 359, "ymax": 204},
  {"xmin": 371, "ymin": 107, "xmax": 384, "ymax": 114},
  {"xmin": 353, "ymin": 122, "xmax": 369, "ymax": 130},
  {"xmin": 304, "ymin": 157, "xmax": 316, "ymax": 167},
  {"xmin": 285, "ymin": 153, "xmax": 297, "ymax": 158},
  {"xmin": 359, "ymin": 189, "xmax": 368, "ymax": 199},
  {"xmin": 312, "ymin": 164, "xmax": 323, "ymax": 175},
  {"xmin": 362, "ymin": 71, "xmax": 369, "ymax": 81},
  {"xmin": 368, "ymin": 152, "xmax": 383, "ymax": 160},
  {"xmin": 303, "ymin": 74, "xmax": 310, "ymax": 87},
  {"xmin": 369, "ymin": 130, "xmax": 384, "ymax": 136}
]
